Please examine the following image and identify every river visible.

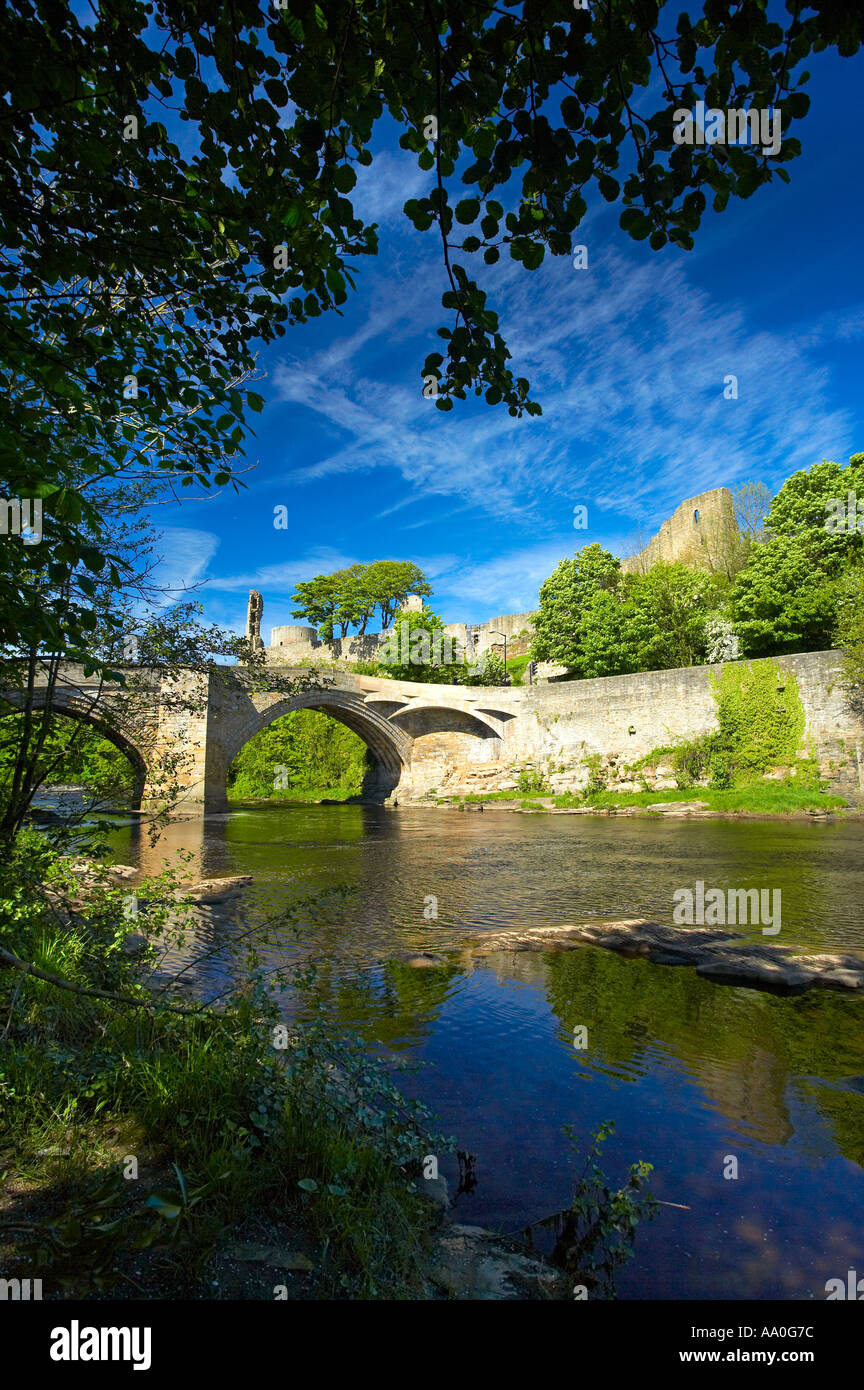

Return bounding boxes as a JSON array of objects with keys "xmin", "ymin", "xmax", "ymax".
[{"xmin": 109, "ymin": 804, "xmax": 864, "ymax": 1300}]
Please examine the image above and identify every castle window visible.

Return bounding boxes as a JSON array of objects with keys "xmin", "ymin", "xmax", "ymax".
[{"xmin": 693, "ymin": 508, "xmax": 700, "ymax": 522}]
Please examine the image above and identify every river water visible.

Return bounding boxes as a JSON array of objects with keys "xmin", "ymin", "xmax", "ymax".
[{"xmin": 109, "ymin": 804, "xmax": 864, "ymax": 1300}]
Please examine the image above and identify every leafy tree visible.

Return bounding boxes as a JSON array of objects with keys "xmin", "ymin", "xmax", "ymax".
[
  {"xmin": 765, "ymin": 454, "xmax": 864, "ymax": 569},
  {"xmin": 576, "ymin": 564, "xmax": 720, "ymax": 676},
  {"xmin": 623, "ymin": 564, "xmax": 721, "ymax": 671},
  {"xmin": 576, "ymin": 588, "xmax": 638, "ymax": 678},
  {"xmin": 291, "ymin": 573, "xmax": 346, "ymax": 640},
  {"xmin": 292, "ymin": 562, "xmax": 432, "ymax": 637},
  {"xmin": 728, "ymin": 534, "xmax": 839, "ymax": 656},
  {"xmin": 364, "ymin": 562, "xmax": 432, "ymax": 631},
  {"xmin": 531, "ymin": 544, "xmax": 622, "ymax": 671},
  {"xmin": 3, "ymin": 0, "xmax": 861, "ymax": 662},
  {"xmin": 339, "ymin": 564, "xmax": 379, "ymax": 637},
  {"xmin": 376, "ymin": 606, "xmax": 457, "ymax": 683}
]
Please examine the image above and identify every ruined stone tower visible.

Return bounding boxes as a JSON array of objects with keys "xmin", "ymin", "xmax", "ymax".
[{"xmin": 621, "ymin": 487, "xmax": 739, "ymax": 576}]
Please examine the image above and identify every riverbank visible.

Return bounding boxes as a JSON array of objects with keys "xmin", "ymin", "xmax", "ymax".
[
  {"xmin": 1, "ymin": 840, "xmax": 604, "ymax": 1301},
  {"xmin": 415, "ymin": 782, "xmax": 852, "ymax": 818},
  {"xmin": 0, "ymin": 837, "xmax": 451, "ymax": 1301}
]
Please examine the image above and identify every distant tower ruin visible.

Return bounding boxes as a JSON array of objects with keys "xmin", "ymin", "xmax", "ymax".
[
  {"xmin": 246, "ymin": 589, "xmax": 264, "ymax": 650},
  {"xmin": 621, "ymin": 488, "xmax": 740, "ymax": 576}
]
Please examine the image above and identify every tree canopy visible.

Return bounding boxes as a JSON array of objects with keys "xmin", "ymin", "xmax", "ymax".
[
  {"xmin": 532, "ymin": 454, "xmax": 864, "ymax": 677},
  {"xmin": 291, "ymin": 561, "xmax": 432, "ymax": 638},
  {"xmin": 3, "ymin": 0, "xmax": 862, "ymax": 663}
]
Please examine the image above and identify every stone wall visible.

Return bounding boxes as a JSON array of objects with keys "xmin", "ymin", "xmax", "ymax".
[
  {"xmin": 267, "ymin": 611, "xmax": 540, "ymax": 669},
  {"xmin": 431, "ymin": 650, "xmax": 863, "ymax": 801},
  {"xmin": 621, "ymin": 487, "xmax": 739, "ymax": 576}
]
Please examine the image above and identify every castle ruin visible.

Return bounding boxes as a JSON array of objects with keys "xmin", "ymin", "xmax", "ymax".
[
  {"xmin": 260, "ymin": 487, "xmax": 740, "ymax": 668},
  {"xmin": 621, "ymin": 487, "xmax": 739, "ymax": 577}
]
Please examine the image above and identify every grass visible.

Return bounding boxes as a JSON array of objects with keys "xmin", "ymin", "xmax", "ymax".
[
  {"xmin": 445, "ymin": 782, "xmax": 848, "ymax": 814},
  {"xmin": 506, "ymin": 654, "xmax": 531, "ymax": 686},
  {"xmin": 566, "ymin": 783, "xmax": 848, "ymax": 813},
  {"xmin": 228, "ymin": 782, "xmax": 362, "ymax": 804}
]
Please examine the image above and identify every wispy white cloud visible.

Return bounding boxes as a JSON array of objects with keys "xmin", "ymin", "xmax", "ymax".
[
  {"xmin": 268, "ymin": 230, "xmax": 856, "ymax": 543},
  {"xmin": 205, "ymin": 546, "xmax": 358, "ymax": 594},
  {"xmin": 425, "ymin": 535, "xmax": 605, "ymax": 615},
  {"xmin": 349, "ymin": 150, "xmax": 429, "ymax": 228},
  {"xmin": 150, "ymin": 528, "xmax": 220, "ymax": 603}
]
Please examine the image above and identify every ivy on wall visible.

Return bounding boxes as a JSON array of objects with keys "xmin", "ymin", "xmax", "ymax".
[{"xmin": 709, "ymin": 660, "xmax": 806, "ymax": 780}]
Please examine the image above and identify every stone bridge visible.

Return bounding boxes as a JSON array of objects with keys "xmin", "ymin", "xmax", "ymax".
[{"xmin": 5, "ymin": 650, "xmax": 861, "ymax": 813}]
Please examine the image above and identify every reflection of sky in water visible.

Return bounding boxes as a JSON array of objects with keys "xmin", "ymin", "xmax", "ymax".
[{"xmin": 109, "ymin": 806, "xmax": 864, "ymax": 1299}]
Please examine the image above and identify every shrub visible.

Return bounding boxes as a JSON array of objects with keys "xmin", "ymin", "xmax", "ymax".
[{"xmin": 517, "ymin": 768, "xmax": 550, "ymax": 795}]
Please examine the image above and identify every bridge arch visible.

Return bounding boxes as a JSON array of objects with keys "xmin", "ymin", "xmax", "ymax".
[
  {"xmin": 0, "ymin": 689, "xmax": 149, "ymax": 807},
  {"xmin": 222, "ymin": 688, "xmax": 415, "ymax": 801}
]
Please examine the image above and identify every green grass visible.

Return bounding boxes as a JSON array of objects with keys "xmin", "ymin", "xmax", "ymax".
[
  {"xmin": 506, "ymin": 654, "xmax": 531, "ymax": 686},
  {"xmin": 567, "ymin": 783, "xmax": 847, "ymax": 813},
  {"xmin": 446, "ymin": 782, "xmax": 848, "ymax": 814},
  {"xmin": 228, "ymin": 782, "xmax": 362, "ymax": 804}
]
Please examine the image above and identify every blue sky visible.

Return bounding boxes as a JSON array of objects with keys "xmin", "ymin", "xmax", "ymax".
[{"xmin": 150, "ymin": 45, "xmax": 864, "ymax": 640}]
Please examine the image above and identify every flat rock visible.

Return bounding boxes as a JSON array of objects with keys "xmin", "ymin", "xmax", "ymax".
[
  {"xmin": 467, "ymin": 918, "xmax": 864, "ymax": 998},
  {"xmin": 429, "ymin": 1225, "xmax": 567, "ymax": 1301},
  {"xmin": 178, "ymin": 875, "xmax": 254, "ymax": 904},
  {"xmin": 646, "ymin": 800, "xmax": 709, "ymax": 814},
  {"xmin": 393, "ymin": 952, "xmax": 448, "ymax": 968}
]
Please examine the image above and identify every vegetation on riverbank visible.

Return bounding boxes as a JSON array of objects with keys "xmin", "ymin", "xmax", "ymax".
[
  {"xmin": 0, "ymin": 833, "xmax": 450, "ymax": 1299},
  {"xmin": 450, "ymin": 783, "xmax": 847, "ymax": 814},
  {"xmin": 227, "ymin": 710, "xmax": 369, "ymax": 802}
]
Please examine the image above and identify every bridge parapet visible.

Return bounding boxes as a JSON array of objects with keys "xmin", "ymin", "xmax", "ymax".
[{"xmin": 4, "ymin": 650, "xmax": 858, "ymax": 814}]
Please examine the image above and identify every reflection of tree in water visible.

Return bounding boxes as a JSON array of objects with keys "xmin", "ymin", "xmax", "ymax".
[
  {"xmin": 540, "ymin": 948, "xmax": 864, "ymax": 1165},
  {"xmin": 298, "ymin": 958, "xmax": 463, "ymax": 1052}
]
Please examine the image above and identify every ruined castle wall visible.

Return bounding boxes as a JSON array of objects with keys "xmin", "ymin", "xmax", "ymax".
[{"xmin": 621, "ymin": 487, "xmax": 739, "ymax": 576}]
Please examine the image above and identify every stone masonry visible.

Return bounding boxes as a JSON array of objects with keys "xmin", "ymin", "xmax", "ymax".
[
  {"xmin": 16, "ymin": 650, "xmax": 863, "ymax": 813},
  {"xmin": 621, "ymin": 487, "xmax": 739, "ymax": 576}
]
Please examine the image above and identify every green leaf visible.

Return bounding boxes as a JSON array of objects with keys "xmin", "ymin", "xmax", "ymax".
[
  {"xmin": 145, "ymin": 1193, "xmax": 183, "ymax": 1220},
  {"xmin": 333, "ymin": 164, "xmax": 356, "ymax": 193},
  {"xmin": 298, "ymin": 1177, "xmax": 319, "ymax": 1193},
  {"xmin": 455, "ymin": 199, "xmax": 480, "ymax": 225}
]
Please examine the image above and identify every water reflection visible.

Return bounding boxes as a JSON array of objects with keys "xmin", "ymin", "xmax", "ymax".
[{"xmin": 107, "ymin": 805, "xmax": 864, "ymax": 1299}]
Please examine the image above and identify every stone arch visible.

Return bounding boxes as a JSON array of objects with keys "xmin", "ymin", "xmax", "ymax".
[
  {"xmin": 223, "ymin": 688, "xmax": 415, "ymax": 801},
  {"xmin": 388, "ymin": 703, "xmax": 504, "ymax": 741},
  {"xmin": 1, "ymin": 688, "xmax": 149, "ymax": 807}
]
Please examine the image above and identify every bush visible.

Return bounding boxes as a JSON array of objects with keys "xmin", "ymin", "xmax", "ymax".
[
  {"xmin": 0, "ymin": 835, "xmax": 450, "ymax": 1298},
  {"xmin": 517, "ymin": 768, "xmax": 550, "ymax": 795}
]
